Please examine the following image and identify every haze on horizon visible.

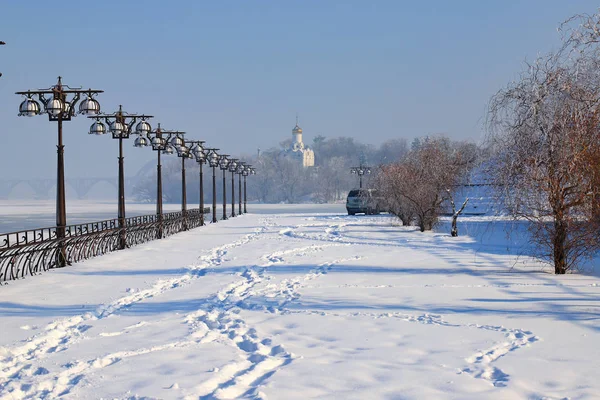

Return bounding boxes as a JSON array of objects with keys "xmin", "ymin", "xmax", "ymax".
[{"xmin": 1, "ymin": 0, "xmax": 598, "ymax": 182}]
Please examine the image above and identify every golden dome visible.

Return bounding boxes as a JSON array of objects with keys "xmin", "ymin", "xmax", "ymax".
[{"xmin": 292, "ymin": 124, "xmax": 302, "ymax": 134}]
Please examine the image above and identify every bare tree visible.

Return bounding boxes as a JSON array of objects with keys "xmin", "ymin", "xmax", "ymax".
[
  {"xmin": 374, "ymin": 164, "xmax": 415, "ymax": 226},
  {"xmin": 488, "ymin": 50, "xmax": 600, "ymax": 274},
  {"xmin": 446, "ymin": 189, "xmax": 469, "ymax": 237},
  {"xmin": 376, "ymin": 137, "xmax": 476, "ymax": 232}
]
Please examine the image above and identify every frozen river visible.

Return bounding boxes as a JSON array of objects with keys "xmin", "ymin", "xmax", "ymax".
[{"xmin": 0, "ymin": 200, "xmax": 346, "ymax": 233}]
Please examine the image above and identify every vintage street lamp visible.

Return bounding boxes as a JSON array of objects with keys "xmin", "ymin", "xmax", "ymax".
[
  {"xmin": 228, "ymin": 159, "xmax": 238, "ymax": 218},
  {"xmin": 136, "ymin": 124, "xmax": 183, "ymax": 238},
  {"xmin": 89, "ymin": 105, "xmax": 153, "ymax": 249},
  {"xmin": 350, "ymin": 164, "xmax": 371, "ymax": 189},
  {"xmin": 219, "ymin": 154, "xmax": 230, "ymax": 221},
  {"xmin": 16, "ymin": 77, "xmax": 103, "ymax": 267},
  {"xmin": 176, "ymin": 137, "xmax": 194, "ymax": 231},
  {"xmin": 236, "ymin": 162, "xmax": 245, "ymax": 215},
  {"xmin": 0, "ymin": 41, "xmax": 5, "ymax": 78},
  {"xmin": 191, "ymin": 141, "xmax": 207, "ymax": 226},
  {"xmin": 207, "ymin": 149, "xmax": 220, "ymax": 223},
  {"xmin": 241, "ymin": 164, "xmax": 251, "ymax": 214}
]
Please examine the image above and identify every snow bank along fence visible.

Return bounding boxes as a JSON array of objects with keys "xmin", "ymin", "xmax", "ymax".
[{"xmin": 0, "ymin": 207, "xmax": 210, "ymax": 283}]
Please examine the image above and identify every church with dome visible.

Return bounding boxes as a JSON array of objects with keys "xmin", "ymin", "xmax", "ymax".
[{"xmin": 285, "ymin": 117, "xmax": 315, "ymax": 167}]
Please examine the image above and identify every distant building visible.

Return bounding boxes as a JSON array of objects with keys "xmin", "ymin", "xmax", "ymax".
[{"xmin": 285, "ymin": 117, "xmax": 315, "ymax": 167}]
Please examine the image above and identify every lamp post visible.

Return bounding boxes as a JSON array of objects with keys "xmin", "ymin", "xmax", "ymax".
[
  {"xmin": 136, "ymin": 124, "xmax": 183, "ymax": 238},
  {"xmin": 249, "ymin": 167, "xmax": 256, "ymax": 212},
  {"xmin": 236, "ymin": 162, "xmax": 245, "ymax": 215},
  {"xmin": 176, "ymin": 137, "xmax": 194, "ymax": 231},
  {"xmin": 16, "ymin": 77, "xmax": 103, "ymax": 267},
  {"xmin": 0, "ymin": 41, "xmax": 5, "ymax": 78},
  {"xmin": 350, "ymin": 164, "xmax": 371, "ymax": 189},
  {"xmin": 241, "ymin": 165, "xmax": 250, "ymax": 214},
  {"xmin": 191, "ymin": 142, "xmax": 207, "ymax": 225},
  {"xmin": 89, "ymin": 105, "xmax": 153, "ymax": 249},
  {"xmin": 228, "ymin": 159, "xmax": 238, "ymax": 218},
  {"xmin": 219, "ymin": 154, "xmax": 230, "ymax": 221},
  {"xmin": 207, "ymin": 149, "xmax": 220, "ymax": 223}
]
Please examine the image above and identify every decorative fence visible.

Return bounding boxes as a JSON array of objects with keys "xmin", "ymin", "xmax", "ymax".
[{"xmin": 0, "ymin": 208, "xmax": 209, "ymax": 283}]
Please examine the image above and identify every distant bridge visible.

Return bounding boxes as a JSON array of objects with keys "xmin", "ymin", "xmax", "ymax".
[{"xmin": 0, "ymin": 177, "xmax": 139, "ymax": 199}]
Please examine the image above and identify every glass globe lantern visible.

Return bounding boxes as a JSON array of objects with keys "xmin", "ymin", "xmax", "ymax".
[
  {"xmin": 193, "ymin": 143, "xmax": 206, "ymax": 162},
  {"xmin": 170, "ymin": 135, "xmax": 184, "ymax": 148},
  {"xmin": 219, "ymin": 155, "xmax": 230, "ymax": 170},
  {"xmin": 229, "ymin": 159, "xmax": 238, "ymax": 172},
  {"xmin": 162, "ymin": 145, "xmax": 175, "ymax": 155},
  {"xmin": 208, "ymin": 151, "xmax": 219, "ymax": 167},
  {"xmin": 109, "ymin": 121, "xmax": 125, "ymax": 137},
  {"xmin": 134, "ymin": 135, "xmax": 149, "ymax": 147},
  {"xmin": 79, "ymin": 96, "xmax": 100, "ymax": 115},
  {"xmin": 135, "ymin": 120, "xmax": 152, "ymax": 135},
  {"xmin": 177, "ymin": 143, "xmax": 190, "ymax": 158},
  {"xmin": 89, "ymin": 120, "xmax": 107, "ymax": 135},
  {"xmin": 151, "ymin": 136, "xmax": 166, "ymax": 151},
  {"xmin": 18, "ymin": 97, "xmax": 41, "ymax": 117},
  {"xmin": 63, "ymin": 101, "xmax": 72, "ymax": 116},
  {"xmin": 45, "ymin": 98, "xmax": 65, "ymax": 117}
]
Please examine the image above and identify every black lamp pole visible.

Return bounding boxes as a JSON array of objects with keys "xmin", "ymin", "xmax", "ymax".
[
  {"xmin": 243, "ymin": 171, "xmax": 248, "ymax": 214},
  {"xmin": 237, "ymin": 162, "xmax": 244, "ymax": 215},
  {"xmin": 229, "ymin": 159, "xmax": 238, "ymax": 218},
  {"xmin": 241, "ymin": 165, "xmax": 251, "ymax": 214},
  {"xmin": 198, "ymin": 146, "xmax": 216, "ymax": 225},
  {"xmin": 0, "ymin": 41, "xmax": 5, "ymax": 78},
  {"xmin": 90, "ymin": 106, "xmax": 153, "ymax": 250},
  {"xmin": 219, "ymin": 155, "xmax": 230, "ymax": 221},
  {"xmin": 206, "ymin": 149, "xmax": 219, "ymax": 223},
  {"xmin": 350, "ymin": 164, "xmax": 371, "ymax": 189},
  {"xmin": 140, "ymin": 125, "xmax": 179, "ymax": 238},
  {"xmin": 17, "ymin": 77, "xmax": 103, "ymax": 266},
  {"xmin": 178, "ymin": 139, "xmax": 196, "ymax": 231},
  {"xmin": 197, "ymin": 145, "xmax": 206, "ymax": 226},
  {"xmin": 208, "ymin": 149, "xmax": 220, "ymax": 223}
]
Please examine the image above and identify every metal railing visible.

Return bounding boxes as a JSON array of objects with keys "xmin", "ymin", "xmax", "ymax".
[{"xmin": 0, "ymin": 207, "xmax": 210, "ymax": 283}]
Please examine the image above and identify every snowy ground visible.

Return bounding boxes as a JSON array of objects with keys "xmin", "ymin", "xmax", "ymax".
[{"xmin": 0, "ymin": 209, "xmax": 599, "ymax": 399}]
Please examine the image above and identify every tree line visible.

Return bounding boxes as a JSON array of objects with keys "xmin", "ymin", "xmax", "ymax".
[{"xmin": 133, "ymin": 136, "xmax": 412, "ymax": 206}]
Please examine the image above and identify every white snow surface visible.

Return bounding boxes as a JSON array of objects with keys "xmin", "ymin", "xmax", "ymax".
[{"xmin": 0, "ymin": 211, "xmax": 599, "ymax": 399}]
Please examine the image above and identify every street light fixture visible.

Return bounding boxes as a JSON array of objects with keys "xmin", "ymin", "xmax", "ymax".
[
  {"xmin": 219, "ymin": 154, "xmax": 230, "ymax": 221},
  {"xmin": 135, "ymin": 124, "xmax": 183, "ymax": 238},
  {"xmin": 0, "ymin": 41, "xmax": 5, "ymax": 78},
  {"xmin": 350, "ymin": 164, "xmax": 371, "ymax": 189},
  {"xmin": 228, "ymin": 158, "xmax": 238, "ymax": 218},
  {"xmin": 89, "ymin": 105, "xmax": 153, "ymax": 249},
  {"xmin": 191, "ymin": 141, "xmax": 207, "ymax": 226},
  {"xmin": 177, "ymin": 137, "xmax": 194, "ymax": 231},
  {"xmin": 241, "ymin": 164, "xmax": 251, "ymax": 214},
  {"xmin": 207, "ymin": 149, "xmax": 220, "ymax": 223},
  {"xmin": 16, "ymin": 77, "xmax": 103, "ymax": 267},
  {"xmin": 236, "ymin": 162, "xmax": 245, "ymax": 215}
]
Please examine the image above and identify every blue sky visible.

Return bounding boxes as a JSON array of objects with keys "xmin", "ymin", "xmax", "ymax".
[{"xmin": 1, "ymin": 0, "xmax": 599, "ymax": 179}]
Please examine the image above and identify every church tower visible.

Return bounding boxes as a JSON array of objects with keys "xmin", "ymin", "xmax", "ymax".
[
  {"xmin": 287, "ymin": 115, "xmax": 314, "ymax": 168},
  {"xmin": 292, "ymin": 115, "xmax": 304, "ymax": 150}
]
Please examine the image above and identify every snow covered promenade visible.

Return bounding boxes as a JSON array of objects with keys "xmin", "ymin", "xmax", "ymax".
[{"xmin": 0, "ymin": 212, "xmax": 599, "ymax": 399}]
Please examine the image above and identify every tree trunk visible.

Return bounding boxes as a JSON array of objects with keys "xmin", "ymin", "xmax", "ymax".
[
  {"xmin": 553, "ymin": 217, "xmax": 567, "ymax": 274},
  {"xmin": 451, "ymin": 216, "xmax": 458, "ymax": 237}
]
